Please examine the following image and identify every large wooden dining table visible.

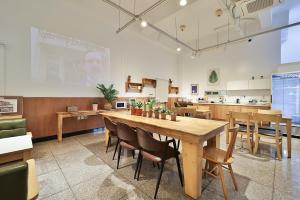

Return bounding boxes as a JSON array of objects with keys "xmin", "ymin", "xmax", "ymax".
[{"xmin": 101, "ymin": 111, "xmax": 228, "ymax": 199}]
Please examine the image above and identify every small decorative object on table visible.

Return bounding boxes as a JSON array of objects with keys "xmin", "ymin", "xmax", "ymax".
[
  {"xmin": 160, "ymin": 108, "xmax": 168, "ymax": 120},
  {"xmin": 92, "ymin": 103, "xmax": 98, "ymax": 111},
  {"xmin": 154, "ymin": 107, "xmax": 160, "ymax": 119},
  {"xmin": 96, "ymin": 84, "xmax": 119, "ymax": 110},
  {"xmin": 136, "ymin": 101, "xmax": 143, "ymax": 116},
  {"xmin": 67, "ymin": 106, "xmax": 78, "ymax": 112}
]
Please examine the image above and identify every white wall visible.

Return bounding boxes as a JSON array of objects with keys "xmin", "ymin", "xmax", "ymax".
[
  {"xmin": 0, "ymin": 0, "xmax": 178, "ymax": 97},
  {"xmin": 178, "ymin": 31, "xmax": 281, "ymax": 100}
]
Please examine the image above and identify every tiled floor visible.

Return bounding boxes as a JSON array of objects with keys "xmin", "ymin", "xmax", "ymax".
[{"xmin": 34, "ymin": 131, "xmax": 300, "ymax": 200}]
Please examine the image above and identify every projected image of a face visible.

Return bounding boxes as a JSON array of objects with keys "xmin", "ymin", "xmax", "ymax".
[
  {"xmin": 31, "ymin": 27, "xmax": 110, "ymax": 87},
  {"xmin": 84, "ymin": 51, "xmax": 105, "ymax": 84}
]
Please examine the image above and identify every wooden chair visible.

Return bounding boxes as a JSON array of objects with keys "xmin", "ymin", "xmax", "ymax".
[
  {"xmin": 228, "ymin": 112, "xmax": 253, "ymax": 153},
  {"xmin": 203, "ymin": 126, "xmax": 239, "ymax": 200},
  {"xmin": 253, "ymin": 113, "xmax": 283, "ymax": 160},
  {"xmin": 103, "ymin": 117, "xmax": 119, "ymax": 160},
  {"xmin": 116, "ymin": 122, "xmax": 139, "ymax": 169},
  {"xmin": 135, "ymin": 128, "xmax": 183, "ymax": 199}
]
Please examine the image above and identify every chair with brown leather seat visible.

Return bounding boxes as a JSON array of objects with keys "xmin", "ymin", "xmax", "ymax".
[
  {"xmin": 135, "ymin": 128, "xmax": 183, "ymax": 199},
  {"xmin": 203, "ymin": 126, "xmax": 239, "ymax": 200},
  {"xmin": 116, "ymin": 122, "xmax": 139, "ymax": 169},
  {"xmin": 103, "ymin": 117, "xmax": 119, "ymax": 160}
]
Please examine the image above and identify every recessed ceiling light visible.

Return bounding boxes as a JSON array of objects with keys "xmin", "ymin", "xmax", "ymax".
[
  {"xmin": 179, "ymin": 0, "xmax": 187, "ymax": 7},
  {"xmin": 141, "ymin": 20, "xmax": 148, "ymax": 27},
  {"xmin": 177, "ymin": 47, "xmax": 181, "ymax": 52}
]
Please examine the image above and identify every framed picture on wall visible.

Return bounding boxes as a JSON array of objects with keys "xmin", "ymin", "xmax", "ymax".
[
  {"xmin": 207, "ymin": 68, "xmax": 220, "ymax": 86},
  {"xmin": 191, "ymin": 84, "xmax": 199, "ymax": 95}
]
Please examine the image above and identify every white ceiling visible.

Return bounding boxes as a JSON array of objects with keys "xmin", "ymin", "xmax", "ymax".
[{"xmin": 102, "ymin": 0, "xmax": 300, "ymax": 52}]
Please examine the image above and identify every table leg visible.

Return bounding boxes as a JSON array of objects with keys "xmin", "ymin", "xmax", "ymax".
[
  {"xmin": 105, "ymin": 128, "xmax": 110, "ymax": 146},
  {"xmin": 57, "ymin": 115, "xmax": 63, "ymax": 142},
  {"xmin": 182, "ymin": 141, "xmax": 203, "ymax": 199},
  {"xmin": 287, "ymin": 120, "xmax": 292, "ymax": 158}
]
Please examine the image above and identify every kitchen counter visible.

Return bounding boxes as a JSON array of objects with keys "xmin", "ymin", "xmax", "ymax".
[
  {"xmin": 192, "ymin": 102, "xmax": 271, "ymax": 120},
  {"xmin": 195, "ymin": 102, "xmax": 271, "ymax": 107}
]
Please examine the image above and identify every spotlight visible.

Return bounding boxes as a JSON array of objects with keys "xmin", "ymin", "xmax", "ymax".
[
  {"xmin": 141, "ymin": 21, "xmax": 148, "ymax": 28},
  {"xmin": 177, "ymin": 47, "xmax": 181, "ymax": 52},
  {"xmin": 179, "ymin": 0, "xmax": 187, "ymax": 7}
]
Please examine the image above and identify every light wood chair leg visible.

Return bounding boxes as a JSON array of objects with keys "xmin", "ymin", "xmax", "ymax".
[
  {"xmin": 218, "ymin": 165, "xmax": 228, "ymax": 200},
  {"xmin": 228, "ymin": 164, "xmax": 238, "ymax": 191}
]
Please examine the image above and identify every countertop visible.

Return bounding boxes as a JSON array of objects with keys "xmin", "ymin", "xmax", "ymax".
[{"xmin": 194, "ymin": 102, "xmax": 271, "ymax": 107}]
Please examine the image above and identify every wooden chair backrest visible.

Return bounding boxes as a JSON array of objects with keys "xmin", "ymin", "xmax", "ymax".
[
  {"xmin": 228, "ymin": 111, "xmax": 251, "ymax": 129},
  {"xmin": 225, "ymin": 125, "xmax": 239, "ymax": 161},
  {"xmin": 253, "ymin": 113, "xmax": 282, "ymax": 137}
]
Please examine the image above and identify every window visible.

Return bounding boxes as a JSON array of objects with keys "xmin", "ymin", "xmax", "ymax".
[{"xmin": 272, "ymin": 72, "xmax": 300, "ymax": 125}]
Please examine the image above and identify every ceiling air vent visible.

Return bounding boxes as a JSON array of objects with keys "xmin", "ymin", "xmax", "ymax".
[{"xmin": 232, "ymin": 0, "xmax": 283, "ymax": 16}]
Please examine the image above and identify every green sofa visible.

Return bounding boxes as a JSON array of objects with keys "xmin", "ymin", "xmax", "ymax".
[
  {"xmin": 0, "ymin": 159, "xmax": 39, "ymax": 200},
  {"xmin": 0, "ymin": 118, "xmax": 27, "ymax": 139}
]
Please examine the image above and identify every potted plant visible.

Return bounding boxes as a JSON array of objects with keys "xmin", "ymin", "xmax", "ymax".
[
  {"xmin": 154, "ymin": 107, "xmax": 160, "ymax": 119},
  {"xmin": 160, "ymin": 108, "xmax": 168, "ymax": 120},
  {"xmin": 129, "ymin": 101, "xmax": 137, "ymax": 115},
  {"xmin": 147, "ymin": 99, "xmax": 156, "ymax": 118},
  {"xmin": 96, "ymin": 84, "xmax": 119, "ymax": 110},
  {"xmin": 136, "ymin": 101, "xmax": 143, "ymax": 116},
  {"xmin": 92, "ymin": 103, "xmax": 98, "ymax": 111}
]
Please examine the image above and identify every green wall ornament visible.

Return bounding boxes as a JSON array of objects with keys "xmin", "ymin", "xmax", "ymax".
[{"xmin": 209, "ymin": 70, "xmax": 218, "ymax": 83}]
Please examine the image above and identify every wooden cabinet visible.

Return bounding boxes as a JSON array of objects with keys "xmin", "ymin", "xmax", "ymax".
[
  {"xmin": 227, "ymin": 79, "xmax": 270, "ymax": 90},
  {"xmin": 248, "ymin": 79, "xmax": 270, "ymax": 90},
  {"xmin": 196, "ymin": 103, "xmax": 270, "ymax": 120},
  {"xmin": 227, "ymin": 80, "xmax": 249, "ymax": 90}
]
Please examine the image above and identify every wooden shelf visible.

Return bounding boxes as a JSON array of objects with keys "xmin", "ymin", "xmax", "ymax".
[
  {"xmin": 142, "ymin": 78, "xmax": 156, "ymax": 88},
  {"xmin": 169, "ymin": 86, "xmax": 179, "ymax": 94},
  {"xmin": 125, "ymin": 82, "xmax": 143, "ymax": 93}
]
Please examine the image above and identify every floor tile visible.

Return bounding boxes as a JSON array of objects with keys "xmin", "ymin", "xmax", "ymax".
[
  {"xmin": 48, "ymin": 138, "xmax": 86, "ymax": 156},
  {"xmin": 61, "ymin": 155, "xmax": 114, "ymax": 186},
  {"xmin": 71, "ymin": 172, "xmax": 136, "ymax": 200},
  {"xmin": 274, "ymin": 158, "xmax": 300, "ymax": 197},
  {"xmin": 40, "ymin": 188, "xmax": 75, "ymax": 200},
  {"xmin": 36, "ymin": 155, "xmax": 60, "ymax": 176},
  {"xmin": 38, "ymin": 170, "xmax": 69, "ymax": 199},
  {"xmin": 74, "ymin": 132, "xmax": 103, "ymax": 146}
]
